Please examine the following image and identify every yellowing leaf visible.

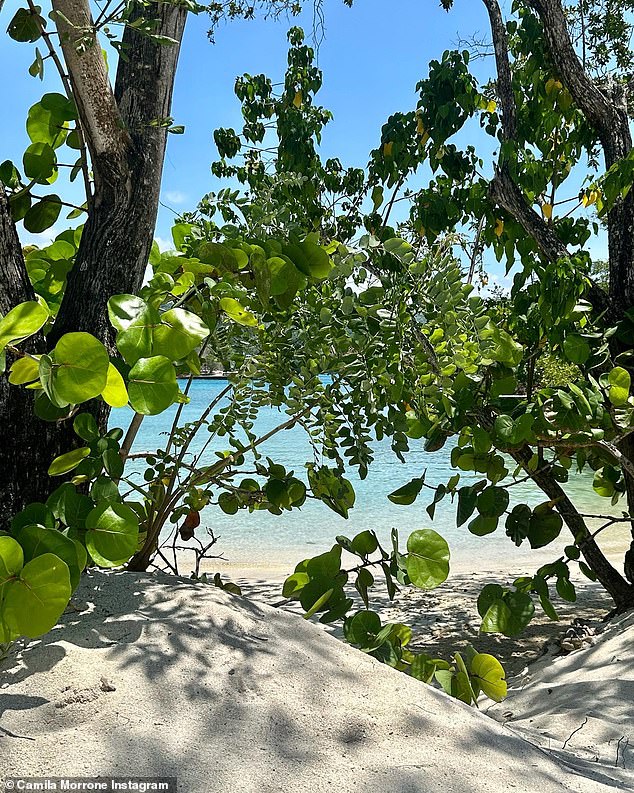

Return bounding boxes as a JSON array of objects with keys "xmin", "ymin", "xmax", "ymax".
[
  {"xmin": 541, "ymin": 203, "xmax": 553, "ymax": 220},
  {"xmin": 486, "ymin": 99, "xmax": 497, "ymax": 113},
  {"xmin": 9, "ymin": 355, "xmax": 40, "ymax": 385},
  {"xmin": 102, "ymin": 363, "xmax": 128, "ymax": 408},
  {"xmin": 293, "ymin": 91, "xmax": 302, "ymax": 108},
  {"xmin": 545, "ymin": 78, "xmax": 563, "ymax": 95},
  {"xmin": 416, "ymin": 116, "xmax": 426, "ymax": 135},
  {"xmin": 494, "ymin": 218, "xmax": 504, "ymax": 237},
  {"xmin": 383, "ymin": 141, "xmax": 393, "ymax": 157},
  {"xmin": 582, "ymin": 190, "xmax": 598, "ymax": 208}
]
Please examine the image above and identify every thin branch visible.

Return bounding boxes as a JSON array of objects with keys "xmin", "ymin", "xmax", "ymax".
[{"xmin": 27, "ymin": 0, "xmax": 92, "ymax": 206}]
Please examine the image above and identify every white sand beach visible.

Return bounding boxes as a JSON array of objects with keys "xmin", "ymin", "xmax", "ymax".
[{"xmin": 1, "ymin": 567, "xmax": 632, "ymax": 792}]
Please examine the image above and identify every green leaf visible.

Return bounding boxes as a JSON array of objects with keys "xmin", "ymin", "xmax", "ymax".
[
  {"xmin": 282, "ymin": 571, "xmax": 309, "ymax": 598},
  {"xmin": 108, "ymin": 294, "xmax": 150, "ymax": 332},
  {"xmin": 563, "ymin": 335, "xmax": 590, "ymax": 365},
  {"xmin": 219, "ymin": 297, "xmax": 258, "ymax": 327},
  {"xmin": 480, "ymin": 600, "xmax": 512, "ymax": 635},
  {"xmin": 481, "ymin": 324, "xmax": 523, "ymax": 367},
  {"xmin": 23, "ymin": 142, "xmax": 56, "ymax": 181},
  {"xmin": 171, "ymin": 222, "xmax": 193, "ymax": 250},
  {"xmin": 23, "ymin": 194, "xmax": 62, "ymax": 233},
  {"xmin": 477, "ymin": 583, "xmax": 504, "ymax": 618},
  {"xmin": 470, "ymin": 653, "xmax": 507, "ymax": 702},
  {"xmin": 34, "ymin": 391, "xmax": 71, "ymax": 421},
  {"xmin": 494, "ymin": 415, "xmax": 514, "ymax": 444},
  {"xmin": 556, "ymin": 575, "xmax": 576, "ymax": 603},
  {"xmin": 468, "ymin": 514, "xmax": 498, "ymax": 536},
  {"xmin": 15, "ymin": 525, "xmax": 83, "ymax": 591},
  {"xmin": 528, "ymin": 505, "xmax": 563, "ymax": 549},
  {"xmin": 388, "ymin": 477, "xmax": 424, "ymax": 505},
  {"xmin": 26, "ymin": 102, "xmax": 66, "ymax": 148},
  {"xmin": 303, "ymin": 588, "xmax": 333, "ymax": 619},
  {"xmin": 48, "ymin": 446, "xmax": 91, "ymax": 477},
  {"xmin": 2, "ymin": 553, "xmax": 71, "ymax": 637},
  {"xmin": 90, "ymin": 476, "xmax": 121, "ymax": 505},
  {"xmin": 405, "ymin": 529, "xmax": 450, "ymax": 589},
  {"xmin": 456, "ymin": 486, "xmax": 478, "ymax": 526},
  {"xmin": 152, "ymin": 308, "xmax": 209, "ymax": 360},
  {"xmin": 476, "ymin": 486, "xmax": 509, "ymax": 518},
  {"xmin": 7, "ymin": 7, "xmax": 43, "ymax": 42},
  {"xmin": 0, "ymin": 301, "xmax": 48, "ymax": 353},
  {"xmin": 481, "ymin": 591, "xmax": 534, "ymax": 637},
  {"xmin": 218, "ymin": 492, "xmax": 239, "ymax": 514},
  {"xmin": 40, "ymin": 92, "xmax": 77, "ymax": 120},
  {"xmin": 505, "ymin": 504, "xmax": 531, "ymax": 546},
  {"xmin": 101, "ymin": 364, "xmax": 128, "ymax": 408},
  {"xmin": 8, "ymin": 355, "xmax": 40, "ymax": 385},
  {"xmin": 306, "ymin": 545, "xmax": 342, "ymax": 580},
  {"xmin": 85, "ymin": 502, "xmax": 139, "ymax": 567},
  {"xmin": 73, "ymin": 413, "xmax": 99, "ymax": 442},
  {"xmin": 51, "ymin": 332, "xmax": 110, "ymax": 403},
  {"xmin": 47, "ymin": 482, "xmax": 93, "ymax": 527},
  {"xmin": 109, "ymin": 295, "xmax": 159, "ymax": 364},
  {"xmin": 0, "ymin": 536, "xmax": 25, "ymax": 581},
  {"xmin": 284, "ymin": 240, "xmax": 332, "ymax": 280},
  {"xmin": 10, "ymin": 502, "xmax": 55, "ymax": 532},
  {"xmin": 608, "ymin": 366, "xmax": 630, "ymax": 407},
  {"xmin": 350, "ymin": 530, "xmax": 378, "ymax": 557},
  {"xmin": 344, "ymin": 610, "xmax": 382, "ymax": 647},
  {"xmin": 127, "ymin": 356, "xmax": 178, "ymax": 415}
]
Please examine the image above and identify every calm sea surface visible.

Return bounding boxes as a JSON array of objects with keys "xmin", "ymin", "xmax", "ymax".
[{"xmin": 111, "ymin": 379, "xmax": 626, "ymax": 573}]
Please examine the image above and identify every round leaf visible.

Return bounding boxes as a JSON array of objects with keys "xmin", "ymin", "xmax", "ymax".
[
  {"xmin": 2, "ymin": 553, "xmax": 71, "ymax": 637},
  {"xmin": 7, "ymin": 7, "xmax": 43, "ymax": 42},
  {"xmin": 470, "ymin": 653, "xmax": 507, "ymax": 702},
  {"xmin": 85, "ymin": 502, "xmax": 139, "ymax": 567},
  {"xmin": 127, "ymin": 356, "xmax": 178, "ymax": 415},
  {"xmin": 23, "ymin": 195, "xmax": 62, "ymax": 233},
  {"xmin": 0, "ymin": 536, "xmax": 25, "ymax": 581},
  {"xmin": 52, "ymin": 332, "xmax": 110, "ymax": 403},
  {"xmin": 15, "ymin": 525, "xmax": 82, "ymax": 591},
  {"xmin": 152, "ymin": 308, "xmax": 209, "ymax": 360},
  {"xmin": 23, "ymin": 142, "xmax": 56, "ymax": 181},
  {"xmin": 405, "ymin": 529, "xmax": 450, "ymax": 589},
  {"xmin": 0, "ymin": 300, "xmax": 48, "ymax": 352}
]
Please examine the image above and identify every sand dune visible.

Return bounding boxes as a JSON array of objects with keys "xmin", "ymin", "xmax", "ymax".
[{"xmin": 1, "ymin": 570, "xmax": 630, "ymax": 791}]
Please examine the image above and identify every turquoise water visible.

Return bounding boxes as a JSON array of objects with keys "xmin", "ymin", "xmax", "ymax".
[{"xmin": 111, "ymin": 379, "xmax": 624, "ymax": 572}]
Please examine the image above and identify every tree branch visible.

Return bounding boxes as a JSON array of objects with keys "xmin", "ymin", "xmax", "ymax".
[
  {"xmin": 526, "ymin": 0, "xmax": 634, "ymax": 313},
  {"xmin": 482, "ymin": 0, "xmax": 610, "ymax": 314},
  {"xmin": 51, "ymin": 0, "xmax": 129, "ymax": 164}
]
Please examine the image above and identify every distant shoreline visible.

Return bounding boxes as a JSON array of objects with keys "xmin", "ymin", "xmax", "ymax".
[{"xmin": 178, "ymin": 372, "xmax": 232, "ymax": 380}]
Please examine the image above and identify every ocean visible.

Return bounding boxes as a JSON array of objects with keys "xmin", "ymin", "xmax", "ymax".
[{"xmin": 111, "ymin": 379, "xmax": 625, "ymax": 574}]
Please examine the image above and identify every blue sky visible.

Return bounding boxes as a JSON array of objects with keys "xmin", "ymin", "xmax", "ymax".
[{"xmin": 1, "ymin": 0, "xmax": 606, "ymax": 276}]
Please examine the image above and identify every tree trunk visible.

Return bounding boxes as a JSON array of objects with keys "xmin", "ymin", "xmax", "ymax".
[{"xmin": 0, "ymin": 3, "xmax": 187, "ymax": 521}]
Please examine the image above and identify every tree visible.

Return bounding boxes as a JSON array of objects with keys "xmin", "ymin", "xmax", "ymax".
[
  {"xmin": 415, "ymin": 0, "xmax": 634, "ymax": 611},
  {"xmin": 0, "ymin": 0, "xmax": 194, "ymax": 517},
  {"xmin": 207, "ymin": 3, "xmax": 634, "ymax": 622}
]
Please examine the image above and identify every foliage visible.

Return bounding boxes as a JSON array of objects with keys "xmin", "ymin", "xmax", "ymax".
[{"xmin": 3, "ymin": 0, "xmax": 634, "ymax": 714}]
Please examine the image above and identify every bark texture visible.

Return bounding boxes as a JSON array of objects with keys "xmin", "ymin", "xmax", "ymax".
[{"xmin": 0, "ymin": 189, "xmax": 57, "ymax": 518}]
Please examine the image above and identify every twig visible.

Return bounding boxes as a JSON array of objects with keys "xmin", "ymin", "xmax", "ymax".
[{"xmin": 562, "ymin": 716, "xmax": 588, "ymax": 750}]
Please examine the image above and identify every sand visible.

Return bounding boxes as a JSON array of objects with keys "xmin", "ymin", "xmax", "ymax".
[{"xmin": 1, "ymin": 569, "xmax": 632, "ymax": 792}]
